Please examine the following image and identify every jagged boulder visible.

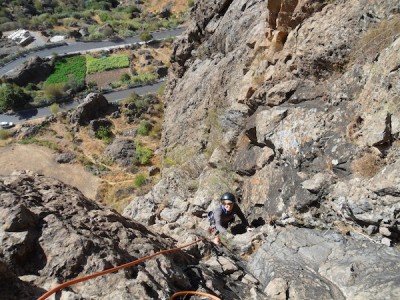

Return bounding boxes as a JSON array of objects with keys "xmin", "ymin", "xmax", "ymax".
[
  {"xmin": 55, "ymin": 152, "xmax": 76, "ymax": 164},
  {"xmin": 0, "ymin": 38, "xmax": 21, "ymax": 60},
  {"xmin": 70, "ymin": 93, "xmax": 110, "ymax": 125},
  {"xmin": 2, "ymin": 56, "xmax": 53, "ymax": 86},
  {"xmin": 104, "ymin": 138, "xmax": 136, "ymax": 167}
]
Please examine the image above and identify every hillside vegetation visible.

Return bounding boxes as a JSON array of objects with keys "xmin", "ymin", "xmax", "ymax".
[{"xmin": 0, "ymin": 0, "xmax": 188, "ymax": 39}]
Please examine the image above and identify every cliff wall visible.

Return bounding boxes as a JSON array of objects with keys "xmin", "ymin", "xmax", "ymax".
[{"xmin": 124, "ymin": 0, "xmax": 400, "ymax": 297}]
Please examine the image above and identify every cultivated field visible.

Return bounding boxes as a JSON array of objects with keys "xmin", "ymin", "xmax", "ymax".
[{"xmin": 86, "ymin": 68, "xmax": 131, "ymax": 88}]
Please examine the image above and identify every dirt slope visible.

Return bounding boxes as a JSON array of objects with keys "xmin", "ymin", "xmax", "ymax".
[{"xmin": 0, "ymin": 143, "xmax": 100, "ymax": 199}]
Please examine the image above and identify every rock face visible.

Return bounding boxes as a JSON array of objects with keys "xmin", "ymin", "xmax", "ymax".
[
  {"xmin": 123, "ymin": 0, "xmax": 400, "ymax": 298},
  {"xmin": 0, "ymin": 171, "xmax": 260, "ymax": 299},
  {"xmin": 3, "ymin": 0, "xmax": 400, "ymax": 299},
  {"xmin": 2, "ymin": 56, "xmax": 54, "ymax": 86},
  {"xmin": 152, "ymin": 0, "xmax": 400, "ymax": 242},
  {"xmin": 249, "ymin": 227, "xmax": 400, "ymax": 299}
]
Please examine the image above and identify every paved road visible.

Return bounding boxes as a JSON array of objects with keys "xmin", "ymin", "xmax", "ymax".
[
  {"xmin": 0, "ymin": 27, "xmax": 185, "ymax": 75},
  {"xmin": 0, "ymin": 81, "xmax": 166, "ymax": 124},
  {"xmin": 0, "ymin": 27, "xmax": 185, "ymax": 125}
]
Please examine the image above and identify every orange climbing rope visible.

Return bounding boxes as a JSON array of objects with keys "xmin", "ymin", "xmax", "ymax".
[
  {"xmin": 169, "ymin": 291, "xmax": 221, "ymax": 300},
  {"xmin": 37, "ymin": 237, "xmax": 219, "ymax": 300}
]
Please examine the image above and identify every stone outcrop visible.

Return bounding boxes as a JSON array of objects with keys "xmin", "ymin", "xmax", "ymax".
[
  {"xmin": 104, "ymin": 138, "xmax": 136, "ymax": 167},
  {"xmin": 0, "ymin": 171, "xmax": 261, "ymax": 299},
  {"xmin": 70, "ymin": 93, "xmax": 110, "ymax": 125},
  {"xmin": 249, "ymin": 227, "xmax": 400, "ymax": 299},
  {"xmin": 2, "ymin": 56, "xmax": 54, "ymax": 86}
]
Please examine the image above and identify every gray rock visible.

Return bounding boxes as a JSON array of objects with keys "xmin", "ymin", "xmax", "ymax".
[
  {"xmin": 234, "ymin": 144, "xmax": 273, "ymax": 175},
  {"xmin": 70, "ymin": 93, "xmax": 110, "ymax": 125},
  {"xmin": 121, "ymin": 128, "xmax": 138, "ymax": 137},
  {"xmin": 104, "ymin": 139, "xmax": 135, "ymax": 167},
  {"xmin": 301, "ymin": 172, "xmax": 334, "ymax": 194},
  {"xmin": 249, "ymin": 228, "xmax": 400, "ymax": 299},
  {"xmin": 3, "ymin": 56, "xmax": 53, "ymax": 86},
  {"xmin": 265, "ymin": 80, "xmax": 299, "ymax": 106},
  {"xmin": 209, "ymin": 145, "xmax": 229, "ymax": 168},
  {"xmin": 0, "ymin": 171, "xmax": 260, "ymax": 299},
  {"xmin": 255, "ymin": 107, "xmax": 288, "ymax": 145},
  {"xmin": 366, "ymin": 225, "xmax": 378, "ymax": 236},
  {"xmin": 379, "ymin": 226, "xmax": 392, "ymax": 237},
  {"xmin": 55, "ymin": 153, "xmax": 76, "ymax": 164},
  {"xmin": 381, "ymin": 237, "xmax": 392, "ymax": 246},
  {"xmin": 148, "ymin": 166, "xmax": 160, "ymax": 176}
]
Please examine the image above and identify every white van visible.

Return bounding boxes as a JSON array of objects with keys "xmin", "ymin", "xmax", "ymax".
[{"xmin": 0, "ymin": 121, "xmax": 15, "ymax": 129}]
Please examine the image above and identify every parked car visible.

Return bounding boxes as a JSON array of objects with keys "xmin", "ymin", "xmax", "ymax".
[{"xmin": 0, "ymin": 121, "xmax": 15, "ymax": 129}]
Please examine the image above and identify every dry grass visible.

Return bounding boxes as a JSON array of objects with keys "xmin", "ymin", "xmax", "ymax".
[
  {"xmin": 351, "ymin": 152, "xmax": 382, "ymax": 178},
  {"xmin": 333, "ymin": 220, "xmax": 351, "ymax": 235},
  {"xmin": 267, "ymin": 214, "xmax": 278, "ymax": 226},
  {"xmin": 346, "ymin": 116, "xmax": 364, "ymax": 142},
  {"xmin": 133, "ymin": 45, "xmax": 172, "ymax": 73},
  {"xmin": 350, "ymin": 15, "xmax": 400, "ymax": 64},
  {"xmin": 144, "ymin": 0, "xmax": 189, "ymax": 14}
]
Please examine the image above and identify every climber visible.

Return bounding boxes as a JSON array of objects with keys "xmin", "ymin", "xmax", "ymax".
[{"xmin": 208, "ymin": 192, "xmax": 253, "ymax": 246}]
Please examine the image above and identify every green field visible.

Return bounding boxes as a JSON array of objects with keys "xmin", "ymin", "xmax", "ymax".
[
  {"xmin": 45, "ymin": 56, "xmax": 87, "ymax": 85},
  {"xmin": 86, "ymin": 54, "xmax": 130, "ymax": 74}
]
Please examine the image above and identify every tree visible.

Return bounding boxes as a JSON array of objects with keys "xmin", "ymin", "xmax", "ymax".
[{"xmin": 0, "ymin": 83, "xmax": 31, "ymax": 112}]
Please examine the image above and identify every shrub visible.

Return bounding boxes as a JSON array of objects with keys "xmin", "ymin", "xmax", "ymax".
[
  {"xmin": 157, "ymin": 83, "xmax": 166, "ymax": 96},
  {"xmin": 18, "ymin": 138, "xmax": 60, "ymax": 151},
  {"xmin": 88, "ymin": 32, "xmax": 106, "ymax": 40},
  {"xmin": 149, "ymin": 123, "xmax": 162, "ymax": 139},
  {"xmin": 134, "ymin": 96, "xmax": 150, "ymax": 110},
  {"xmin": 134, "ymin": 173, "xmax": 147, "ymax": 188},
  {"xmin": 0, "ymin": 83, "xmax": 31, "ymax": 112},
  {"xmin": 120, "ymin": 73, "xmax": 131, "ymax": 82},
  {"xmin": 44, "ymin": 83, "xmax": 64, "ymax": 100},
  {"xmin": 137, "ymin": 121, "xmax": 151, "ymax": 136},
  {"xmin": 0, "ymin": 129, "xmax": 11, "ymax": 140},
  {"xmin": 351, "ymin": 152, "xmax": 382, "ymax": 178},
  {"xmin": 50, "ymin": 103, "xmax": 59, "ymax": 114},
  {"xmin": 127, "ymin": 92, "xmax": 141, "ymax": 103},
  {"xmin": 87, "ymin": 81, "xmax": 98, "ymax": 90},
  {"xmin": 95, "ymin": 126, "xmax": 113, "ymax": 144},
  {"xmin": 134, "ymin": 140, "xmax": 153, "ymax": 165},
  {"xmin": 65, "ymin": 74, "xmax": 85, "ymax": 93},
  {"xmin": 131, "ymin": 72, "xmax": 157, "ymax": 85},
  {"xmin": 139, "ymin": 31, "xmax": 153, "ymax": 41}
]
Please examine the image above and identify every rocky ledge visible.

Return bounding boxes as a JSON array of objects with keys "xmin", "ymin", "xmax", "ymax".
[{"xmin": 0, "ymin": 171, "xmax": 261, "ymax": 300}]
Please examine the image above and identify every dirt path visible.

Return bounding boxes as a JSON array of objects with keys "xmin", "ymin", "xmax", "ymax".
[{"xmin": 0, "ymin": 144, "xmax": 101, "ymax": 200}]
